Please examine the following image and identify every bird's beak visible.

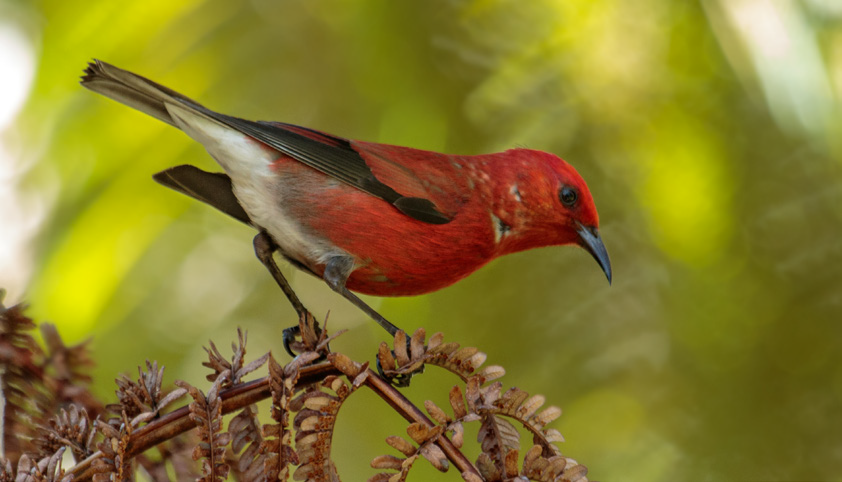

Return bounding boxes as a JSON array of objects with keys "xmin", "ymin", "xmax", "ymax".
[{"xmin": 576, "ymin": 222, "xmax": 612, "ymax": 285}]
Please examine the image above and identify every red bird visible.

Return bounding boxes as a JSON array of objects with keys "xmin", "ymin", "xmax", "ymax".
[{"xmin": 81, "ymin": 60, "xmax": 610, "ymax": 342}]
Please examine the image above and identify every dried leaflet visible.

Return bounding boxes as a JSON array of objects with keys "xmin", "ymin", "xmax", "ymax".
[
  {"xmin": 112, "ymin": 360, "xmax": 187, "ymax": 427},
  {"xmin": 476, "ymin": 382, "xmax": 564, "ymax": 455},
  {"xmin": 105, "ymin": 357, "xmax": 194, "ymax": 480},
  {"xmin": 261, "ymin": 352, "xmax": 316, "ymax": 481},
  {"xmin": 176, "ymin": 372, "xmax": 232, "ymax": 482},
  {"xmin": 425, "ymin": 398, "xmax": 475, "ymax": 451},
  {"xmin": 35, "ymin": 405, "xmax": 97, "ymax": 462},
  {"xmin": 203, "ymin": 328, "xmax": 270, "ymax": 386},
  {"xmin": 368, "ymin": 329, "xmax": 589, "ymax": 481},
  {"xmin": 377, "ymin": 329, "xmax": 504, "ymax": 386},
  {"xmin": 229, "ymin": 404, "xmax": 265, "ymax": 481},
  {"xmin": 2, "ymin": 448, "xmax": 73, "ymax": 482},
  {"xmin": 40, "ymin": 323, "xmax": 100, "ymax": 414},
  {"xmin": 203, "ymin": 329, "xmax": 270, "ymax": 480},
  {"xmin": 0, "ymin": 297, "xmax": 49, "ymax": 460},
  {"xmin": 519, "ymin": 444, "xmax": 581, "ymax": 482},
  {"xmin": 477, "ymin": 414, "xmax": 520, "ymax": 467},
  {"xmin": 289, "ymin": 352, "xmax": 366, "ymax": 481},
  {"xmin": 463, "ymin": 377, "xmax": 590, "ymax": 481},
  {"xmin": 369, "ymin": 424, "xmax": 449, "ymax": 481},
  {"xmin": 92, "ymin": 412, "xmax": 133, "ymax": 482},
  {"xmin": 290, "ymin": 369, "xmax": 361, "ymax": 481}
]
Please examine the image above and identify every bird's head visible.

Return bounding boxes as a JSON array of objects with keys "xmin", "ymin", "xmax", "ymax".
[{"xmin": 491, "ymin": 149, "xmax": 611, "ymax": 284}]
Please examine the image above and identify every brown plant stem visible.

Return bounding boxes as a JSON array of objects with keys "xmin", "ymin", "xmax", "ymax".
[
  {"xmin": 67, "ymin": 362, "xmax": 341, "ymax": 481},
  {"xmin": 362, "ymin": 368, "xmax": 481, "ymax": 477},
  {"xmin": 67, "ymin": 361, "xmax": 481, "ymax": 480}
]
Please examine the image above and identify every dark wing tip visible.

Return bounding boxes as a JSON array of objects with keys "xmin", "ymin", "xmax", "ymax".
[
  {"xmin": 153, "ymin": 165, "xmax": 252, "ymax": 226},
  {"xmin": 393, "ymin": 197, "xmax": 452, "ymax": 224},
  {"xmin": 80, "ymin": 59, "xmax": 104, "ymax": 84}
]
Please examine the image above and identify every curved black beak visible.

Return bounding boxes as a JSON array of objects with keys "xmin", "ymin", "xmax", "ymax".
[{"xmin": 576, "ymin": 222, "xmax": 612, "ymax": 285}]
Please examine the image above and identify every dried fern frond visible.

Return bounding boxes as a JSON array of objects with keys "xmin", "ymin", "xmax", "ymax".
[
  {"xmin": 110, "ymin": 360, "xmax": 187, "ymax": 427},
  {"xmin": 204, "ymin": 328, "xmax": 270, "ymax": 386},
  {"xmin": 130, "ymin": 431, "xmax": 201, "ymax": 482},
  {"xmin": 425, "ymin": 396, "xmax": 479, "ymax": 451},
  {"xmin": 40, "ymin": 323, "xmax": 95, "ymax": 395},
  {"xmin": 260, "ymin": 352, "xmax": 318, "ymax": 481},
  {"xmin": 176, "ymin": 372, "xmax": 232, "ymax": 482},
  {"xmin": 228, "ymin": 404, "xmax": 264, "ymax": 480},
  {"xmin": 289, "ymin": 353, "xmax": 369, "ymax": 481},
  {"xmin": 2, "ymin": 448, "xmax": 72, "ymax": 482},
  {"xmin": 0, "ymin": 294, "xmax": 40, "ymax": 356},
  {"xmin": 92, "ymin": 412, "xmax": 133, "ymax": 482},
  {"xmin": 519, "ymin": 444, "xmax": 590, "ymax": 482},
  {"xmin": 0, "ymin": 297, "xmax": 48, "ymax": 460},
  {"xmin": 367, "ymin": 367, "xmax": 587, "ymax": 482},
  {"xmin": 370, "ymin": 385, "xmax": 486, "ymax": 480},
  {"xmin": 2, "ymin": 297, "xmax": 593, "ymax": 482},
  {"xmin": 470, "ymin": 381, "xmax": 564, "ymax": 454},
  {"xmin": 460, "ymin": 376, "xmax": 586, "ymax": 481},
  {"xmin": 34, "ymin": 405, "xmax": 97, "ymax": 462},
  {"xmin": 201, "ymin": 329, "xmax": 271, "ymax": 480},
  {"xmin": 369, "ymin": 415, "xmax": 457, "ymax": 480},
  {"xmin": 0, "ymin": 297, "xmax": 103, "ymax": 465},
  {"xmin": 377, "ymin": 329, "xmax": 506, "ymax": 386},
  {"xmin": 476, "ymin": 415, "xmax": 521, "ymax": 476},
  {"xmin": 369, "ymin": 435, "xmax": 420, "ymax": 482},
  {"xmin": 369, "ymin": 430, "xmax": 443, "ymax": 482}
]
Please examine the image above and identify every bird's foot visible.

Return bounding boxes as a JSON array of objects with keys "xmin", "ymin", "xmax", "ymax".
[
  {"xmin": 376, "ymin": 353, "xmax": 425, "ymax": 387},
  {"xmin": 282, "ymin": 310, "xmax": 333, "ymax": 361},
  {"xmin": 375, "ymin": 329, "xmax": 427, "ymax": 387}
]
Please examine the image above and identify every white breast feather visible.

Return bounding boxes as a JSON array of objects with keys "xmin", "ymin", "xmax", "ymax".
[{"xmin": 164, "ymin": 103, "xmax": 343, "ymax": 266}]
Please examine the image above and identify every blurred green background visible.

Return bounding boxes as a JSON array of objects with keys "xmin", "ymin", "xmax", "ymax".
[{"xmin": 2, "ymin": 0, "xmax": 842, "ymax": 480}]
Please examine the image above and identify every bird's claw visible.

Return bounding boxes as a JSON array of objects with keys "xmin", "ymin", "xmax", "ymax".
[
  {"xmin": 376, "ymin": 360, "xmax": 425, "ymax": 387},
  {"xmin": 282, "ymin": 310, "xmax": 331, "ymax": 361},
  {"xmin": 375, "ymin": 338, "xmax": 425, "ymax": 387},
  {"xmin": 282, "ymin": 325, "xmax": 300, "ymax": 358}
]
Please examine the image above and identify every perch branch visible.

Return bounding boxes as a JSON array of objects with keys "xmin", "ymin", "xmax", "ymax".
[{"xmin": 67, "ymin": 361, "xmax": 340, "ymax": 481}]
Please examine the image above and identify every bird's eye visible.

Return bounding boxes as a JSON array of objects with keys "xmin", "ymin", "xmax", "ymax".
[{"xmin": 559, "ymin": 186, "xmax": 578, "ymax": 207}]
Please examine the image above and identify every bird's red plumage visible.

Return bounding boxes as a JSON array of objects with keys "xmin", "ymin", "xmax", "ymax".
[{"xmin": 269, "ymin": 140, "xmax": 599, "ymax": 296}]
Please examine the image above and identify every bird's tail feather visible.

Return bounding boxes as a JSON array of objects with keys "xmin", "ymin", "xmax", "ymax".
[
  {"xmin": 81, "ymin": 60, "xmax": 254, "ymax": 228},
  {"xmin": 80, "ymin": 59, "xmax": 207, "ymax": 128}
]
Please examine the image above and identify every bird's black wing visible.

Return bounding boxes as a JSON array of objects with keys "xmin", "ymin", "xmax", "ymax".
[{"xmin": 203, "ymin": 114, "xmax": 451, "ymax": 225}]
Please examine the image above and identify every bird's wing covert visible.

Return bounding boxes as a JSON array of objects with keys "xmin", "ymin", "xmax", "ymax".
[{"xmin": 204, "ymin": 116, "xmax": 452, "ymax": 224}]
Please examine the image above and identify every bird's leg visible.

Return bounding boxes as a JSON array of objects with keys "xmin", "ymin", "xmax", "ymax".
[
  {"xmin": 324, "ymin": 256, "xmax": 418, "ymax": 387},
  {"xmin": 323, "ymin": 256, "xmax": 401, "ymax": 337},
  {"xmin": 253, "ymin": 231, "xmax": 319, "ymax": 357}
]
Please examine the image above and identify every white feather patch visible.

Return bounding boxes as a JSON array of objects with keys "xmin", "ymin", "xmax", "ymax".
[{"xmin": 164, "ymin": 102, "xmax": 344, "ymax": 266}]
